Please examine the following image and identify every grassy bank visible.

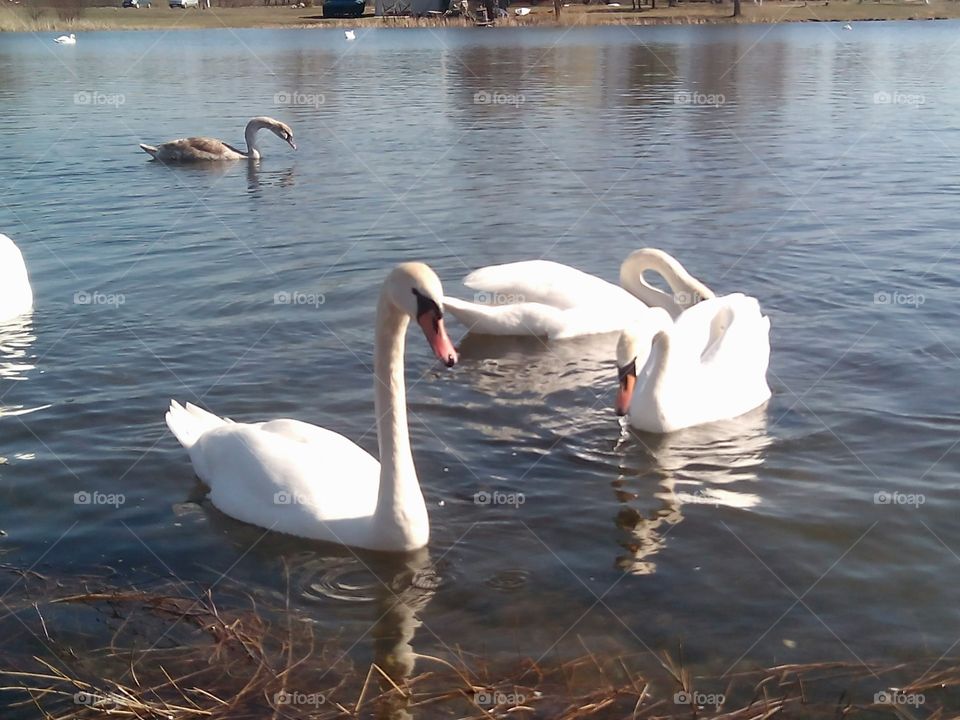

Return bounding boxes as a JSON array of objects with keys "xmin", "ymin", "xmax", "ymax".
[
  {"xmin": 0, "ymin": 0, "xmax": 957, "ymax": 32},
  {"xmin": 0, "ymin": 565, "xmax": 957, "ymax": 718}
]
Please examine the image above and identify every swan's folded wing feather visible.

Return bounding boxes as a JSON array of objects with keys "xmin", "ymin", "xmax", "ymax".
[
  {"xmin": 258, "ymin": 418, "xmax": 364, "ymax": 447},
  {"xmin": 463, "ymin": 260, "xmax": 626, "ymax": 310},
  {"xmin": 669, "ymin": 294, "xmax": 756, "ymax": 360},
  {"xmin": 156, "ymin": 137, "xmax": 235, "ymax": 161},
  {"xmin": 699, "ymin": 296, "xmax": 770, "ymax": 373},
  {"xmin": 444, "ymin": 296, "xmax": 570, "ymax": 338},
  {"xmin": 194, "ymin": 422, "xmax": 380, "ymax": 525}
]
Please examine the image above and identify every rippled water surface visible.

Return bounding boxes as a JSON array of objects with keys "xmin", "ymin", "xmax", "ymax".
[{"xmin": 1, "ymin": 20, "xmax": 959, "ymax": 701}]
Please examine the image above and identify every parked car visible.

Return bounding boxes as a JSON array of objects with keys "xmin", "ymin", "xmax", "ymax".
[
  {"xmin": 123, "ymin": 0, "xmax": 149, "ymax": 7},
  {"xmin": 169, "ymin": 0, "xmax": 199, "ymax": 8},
  {"xmin": 322, "ymin": 0, "xmax": 365, "ymax": 17}
]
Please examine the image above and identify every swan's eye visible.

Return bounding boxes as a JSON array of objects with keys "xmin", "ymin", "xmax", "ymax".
[{"xmin": 617, "ymin": 359, "xmax": 637, "ymax": 383}]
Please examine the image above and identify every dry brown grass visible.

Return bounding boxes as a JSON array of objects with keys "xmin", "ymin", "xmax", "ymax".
[{"xmin": 0, "ymin": 564, "xmax": 958, "ymax": 718}]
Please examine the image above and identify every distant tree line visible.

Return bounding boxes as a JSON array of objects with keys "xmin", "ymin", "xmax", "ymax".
[{"xmin": 27, "ymin": 0, "xmax": 88, "ymax": 19}]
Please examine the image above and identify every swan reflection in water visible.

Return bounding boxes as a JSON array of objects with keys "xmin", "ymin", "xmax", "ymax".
[
  {"xmin": 293, "ymin": 547, "xmax": 439, "ymax": 720},
  {"xmin": 247, "ymin": 162, "xmax": 296, "ymax": 192},
  {"xmin": 455, "ymin": 332, "xmax": 619, "ymax": 399},
  {"xmin": 612, "ymin": 407, "xmax": 772, "ymax": 575},
  {"xmin": 0, "ymin": 315, "xmax": 47, "ymax": 421}
]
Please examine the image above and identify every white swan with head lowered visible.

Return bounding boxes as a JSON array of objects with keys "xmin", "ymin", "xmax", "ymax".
[
  {"xmin": 165, "ymin": 263, "xmax": 458, "ymax": 552},
  {"xmin": 0, "ymin": 234, "xmax": 33, "ymax": 324},
  {"xmin": 140, "ymin": 116, "xmax": 295, "ymax": 162},
  {"xmin": 615, "ymin": 293, "xmax": 771, "ymax": 433},
  {"xmin": 442, "ymin": 249, "xmax": 714, "ymax": 340}
]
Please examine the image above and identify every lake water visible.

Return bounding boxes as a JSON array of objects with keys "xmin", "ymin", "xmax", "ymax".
[{"xmin": 0, "ymin": 19, "xmax": 959, "ymax": 712}]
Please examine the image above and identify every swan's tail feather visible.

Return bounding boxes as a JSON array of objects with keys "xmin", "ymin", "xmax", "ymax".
[
  {"xmin": 139, "ymin": 143, "xmax": 159, "ymax": 158},
  {"xmin": 165, "ymin": 400, "xmax": 229, "ymax": 450}
]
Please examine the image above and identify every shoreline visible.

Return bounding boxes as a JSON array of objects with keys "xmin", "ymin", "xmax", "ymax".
[{"xmin": 1, "ymin": 0, "xmax": 957, "ymax": 32}]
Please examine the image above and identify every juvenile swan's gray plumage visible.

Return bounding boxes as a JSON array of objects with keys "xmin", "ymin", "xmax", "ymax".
[{"xmin": 139, "ymin": 116, "xmax": 296, "ymax": 162}]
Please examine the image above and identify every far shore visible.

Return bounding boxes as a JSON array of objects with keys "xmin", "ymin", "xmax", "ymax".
[{"xmin": 0, "ymin": 0, "xmax": 957, "ymax": 32}]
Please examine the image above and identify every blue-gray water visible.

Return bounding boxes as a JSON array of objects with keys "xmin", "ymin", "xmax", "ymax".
[{"xmin": 0, "ymin": 20, "xmax": 958, "ymax": 701}]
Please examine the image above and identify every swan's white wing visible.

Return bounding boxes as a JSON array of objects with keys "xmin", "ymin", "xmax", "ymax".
[
  {"xmin": 444, "ymin": 296, "xmax": 570, "ymax": 338},
  {"xmin": 257, "ymin": 418, "xmax": 357, "ymax": 446},
  {"xmin": 552, "ymin": 303, "xmax": 670, "ymax": 340},
  {"xmin": 691, "ymin": 295, "xmax": 771, "ymax": 419},
  {"xmin": 667, "ymin": 294, "xmax": 750, "ymax": 361},
  {"xmin": 167, "ymin": 400, "xmax": 382, "ymax": 543},
  {"xmin": 463, "ymin": 260, "xmax": 628, "ymax": 310},
  {"xmin": 700, "ymin": 296, "xmax": 770, "ymax": 373},
  {"xmin": 631, "ymin": 295, "xmax": 770, "ymax": 432},
  {"xmin": 444, "ymin": 296, "xmax": 651, "ymax": 339}
]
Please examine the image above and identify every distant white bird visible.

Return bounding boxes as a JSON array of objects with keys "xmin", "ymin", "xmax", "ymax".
[
  {"xmin": 842, "ymin": 23, "xmax": 853, "ymax": 30},
  {"xmin": 54, "ymin": 33, "xmax": 76, "ymax": 45},
  {"xmin": 514, "ymin": 6, "xmax": 530, "ymax": 14},
  {"xmin": 344, "ymin": 29, "xmax": 356, "ymax": 40}
]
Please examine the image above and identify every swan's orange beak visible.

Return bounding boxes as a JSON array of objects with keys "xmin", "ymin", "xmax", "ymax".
[
  {"xmin": 418, "ymin": 312, "xmax": 458, "ymax": 368},
  {"xmin": 615, "ymin": 367, "xmax": 636, "ymax": 417}
]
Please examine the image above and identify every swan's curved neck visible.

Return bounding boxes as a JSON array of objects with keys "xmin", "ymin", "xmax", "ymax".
[
  {"xmin": 373, "ymin": 292, "xmax": 428, "ymax": 548},
  {"xmin": 244, "ymin": 120, "xmax": 263, "ymax": 160},
  {"xmin": 621, "ymin": 251, "xmax": 715, "ymax": 319}
]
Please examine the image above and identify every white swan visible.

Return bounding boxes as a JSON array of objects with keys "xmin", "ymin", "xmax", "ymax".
[
  {"xmin": 615, "ymin": 294, "xmax": 771, "ymax": 433},
  {"xmin": 54, "ymin": 33, "xmax": 76, "ymax": 45},
  {"xmin": 344, "ymin": 29, "xmax": 356, "ymax": 40},
  {"xmin": 443, "ymin": 249, "xmax": 711, "ymax": 340},
  {"xmin": 0, "ymin": 234, "xmax": 33, "ymax": 324},
  {"xmin": 165, "ymin": 263, "xmax": 458, "ymax": 552},
  {"xmin": 140, "ymin": 116, "xmax": 295, "ymax": 162}
]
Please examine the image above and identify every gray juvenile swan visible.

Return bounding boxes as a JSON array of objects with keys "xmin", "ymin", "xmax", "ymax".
[{"xmin": 139, "ymin": 116, "xmax": 296, "ymax": 162}]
